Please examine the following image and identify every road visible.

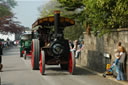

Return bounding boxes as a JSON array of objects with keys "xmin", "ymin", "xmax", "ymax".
[{"xmin": 0, "ymin": 46, "xmax": 122, "ymax": 85}]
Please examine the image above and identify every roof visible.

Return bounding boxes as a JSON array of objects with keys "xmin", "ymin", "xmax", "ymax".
[{"xmin": 32, "ymin": 16, "xmax": 75, "ymax": 29}]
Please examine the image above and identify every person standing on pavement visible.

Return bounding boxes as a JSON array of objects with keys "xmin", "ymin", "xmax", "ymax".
[
  {"xmin": 71, "ymin": 40, "xmax": 78, "ymax": 52},
  {"xmin": 71, "ymin": 40, "xmax": 78, "ymax": 57},
  {"xmin": 116, "ymin": 42, "xmax": 122, "ymax": 73},
  {"xmin": 75, "ymin": 41, "xmax": 84, "ymax": 59},
  {"xmin": 69, "ymin": 40, "xmax": 74, "ymax": 50},
  {"xmin": 117, "ymin": 46, "xmax": 127, "ymax": 80},
  {"xmin": 114, "ymin": 49, "xmax": 120, "ymax": 73},
  {"xmin": 117, "ymin": 42, "xmax": 122, "ymax": 50},
  {"xmin": 0, "ymin": 41, "xmax": 3, "ymax": 71}
]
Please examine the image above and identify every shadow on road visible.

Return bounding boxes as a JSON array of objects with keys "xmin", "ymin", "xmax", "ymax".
[
  {"xmin": 74, "ymin": 67, "xmax": 96, "ymax": 76},
  {"xmin": 45, "ymin": 66, "xmax": 69, "ymax": 76},
  {"xmin": 45, "ymin": 72, "xmax": 69, "ymax": 76},
  {"xmin": 44, "ymin": 66, "xmax": 96, "ymax": 76}
]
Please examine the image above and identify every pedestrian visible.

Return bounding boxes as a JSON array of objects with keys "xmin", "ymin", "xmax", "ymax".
[
  {"xmin": 117, "ymin": 42, "xmax": 122, "ymax": 50},
  {"xmin": 71, "ymin": 40, "xmax": 78, "ymax": 57},
  {"xmin": 114, "ymin": 49, "xmax": 120, "ymax": 73},
  {"xmin": 117, "ymin": 46, "xmax": 127, "ymax": 80},
  {"xmin": 75, "ymin": 41, "xmax": 84, "ymax": 59},
  {"xmin": 0, "ymin": 41, "xmax": 3, "ymax": 72},
  {"xmin": 69, "ymin": 40, "xmax": 74, "ymax": 50},
  {"xmin": 71, "ymin": 40, "xmax": 78, "ymax": 52}
]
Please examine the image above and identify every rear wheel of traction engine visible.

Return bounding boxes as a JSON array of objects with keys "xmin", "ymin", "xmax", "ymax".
[
  {"xmin": 69, "ymin": 51, "xmax": 75, "ymax": 75},
  {"xmin": 24, "ymin": 51, "xmax": 27, "ymax": 60},
  {"xmin": 40, "ymin": 50, "xmax": 45, "ymax": 75},
  {"xmin": 31, "ymin": 39, "xmax": 40, "ymax": 70}
]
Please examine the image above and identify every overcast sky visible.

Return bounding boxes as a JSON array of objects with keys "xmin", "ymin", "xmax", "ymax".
[{"xmin": 12, "ymin": 0, "xmax": 51, "ymax": 28}]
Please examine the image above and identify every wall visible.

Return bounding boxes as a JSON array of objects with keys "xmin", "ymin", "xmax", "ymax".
[{"xmin": 77, "ymin": 28, "xmax": 128, "ymax": 79}]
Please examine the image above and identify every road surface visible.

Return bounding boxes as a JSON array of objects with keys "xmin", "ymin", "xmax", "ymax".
[{"xmin": 0, "ymin": 46, "xmax": 122, "ymax": 85}]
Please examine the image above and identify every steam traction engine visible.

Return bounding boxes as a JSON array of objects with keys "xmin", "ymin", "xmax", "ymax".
[
  {"xmin": 31, "ymin": 11, "xmax": 75, "ymax": 75},
  {"xmin": 20, "ymin": 32, "xmax": 32, "ymax": 59}
]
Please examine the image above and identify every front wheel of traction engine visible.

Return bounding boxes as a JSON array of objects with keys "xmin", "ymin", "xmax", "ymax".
[
  {"xmin": 69, "ymin": 51, "xmax": 75, "ymax": 75},
  {"xmin": 31, "ymin": 39, "xmax": 40, "ymax": 70},
  {"xmin": 40, "ymin": 50, "xmax": 45, "ymax": 75}
]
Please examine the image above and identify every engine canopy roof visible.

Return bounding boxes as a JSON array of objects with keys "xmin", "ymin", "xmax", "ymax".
[{"xmin": 32, "ymin": 16, "xmax": 75, "ymax": 29}]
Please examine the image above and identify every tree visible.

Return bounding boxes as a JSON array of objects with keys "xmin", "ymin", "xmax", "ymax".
[
  {"xmin": 58, "ymin": 0, "xmax": 84, "ymax": 11},
  {"xmin": 0, "ymin": 16, "xmax": 24, "ymax": 34},
  {"xmin": 0, "ymin": 0, "xmax": 24, "ymax": 34},
  {"xmin": 58, "ymin": 0, "xmax": 128, "ymax": 36},
  {"xmin": 64, "ymin": 23, "xmax": 84, "ymax": 41},
  {"xmin": 39, "ymin": 0, "xmax": 71, "ymax": 17},
  {"xmin": 39, "ymin": 0, "xmax": 61, "ymax": 18},
  {"xmin": 0, "ymin": 4, "xmax": 12, "ymax": 17},
  {"xmin": 0, "ymin": 0, "xmax": 16, "ymax": 17}
]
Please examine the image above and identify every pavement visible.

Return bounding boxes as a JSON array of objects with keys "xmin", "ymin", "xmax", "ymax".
[
  {"xmin": 77, "ymin": 65, "xmax": 128, "ymax": 85},
  {"xmin": 0, "ymin": 46, "xmax": 127, "ymax": 85}
]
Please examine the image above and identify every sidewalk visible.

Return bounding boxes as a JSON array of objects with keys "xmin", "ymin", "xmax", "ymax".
[{"xmin": 77, "ymin": 65, "xmax": 128, "ymax": 85}]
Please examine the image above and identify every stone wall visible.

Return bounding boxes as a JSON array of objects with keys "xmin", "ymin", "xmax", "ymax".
[{"xmin": 77, "ymin": 28, "xmax": 128, "ymax": 79}]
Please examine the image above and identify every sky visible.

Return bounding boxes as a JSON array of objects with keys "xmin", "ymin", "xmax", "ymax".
[{"xmin": 12, "ymin": 0, "xmax": 51, "ymax": 28}]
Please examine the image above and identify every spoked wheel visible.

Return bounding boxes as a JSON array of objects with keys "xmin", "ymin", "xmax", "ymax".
[
  {"xmin": 40, "ymin": 50, "xmax": 45, "ymax": 75},
  {"xmin": 69, "ymin": 51, "xmax": 75, "ymax": 75},
  {"xmin": 31, "ymin": 39, "xmax": 40, "ymax": 70},
  {"xmin": 24, "ymin": 51, "xmax": 27, "ymax": 60}
]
